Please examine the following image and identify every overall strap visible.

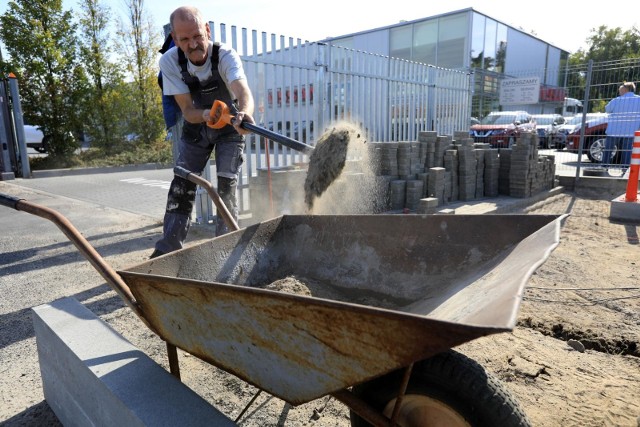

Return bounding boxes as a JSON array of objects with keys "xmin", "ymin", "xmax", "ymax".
[
  {"xmin": 177, "ymin": 48, "xmax": 200, "ymax": 92},
  {"xmin": 177, "ymin": 43, "xmax": 221, "ymax": 92}
]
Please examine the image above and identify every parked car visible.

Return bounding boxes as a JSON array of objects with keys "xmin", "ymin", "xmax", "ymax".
[
  {"xmin": 531, "ymin": 114, "xmax": 565, "ymax": 149},
  {"xmin": 23, "ymin": 124, "xmax": 77, "ymax": 154},
  {"xmin": 469, "ymin": 111, "xmax": 536, "ymax": 148},
  {"xmin": 23, "ymin": 124, "xmax": 49, "ymax": 153},
  {"xmin": 556, "ymin": 113, "xmax": 611, "ymax": 163}
]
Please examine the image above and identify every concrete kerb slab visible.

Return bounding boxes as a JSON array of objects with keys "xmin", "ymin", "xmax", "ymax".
[
  {"xmin": 1, "ymin": 171, "xmax": 15, "ymax": 181},
  {"xmin": 32, "ymin": 297, "xmax": 236, "ymax": 427}
]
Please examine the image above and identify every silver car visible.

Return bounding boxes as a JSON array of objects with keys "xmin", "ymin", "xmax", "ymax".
[{"xmin": 531, "ymin": 114, "xmax": 565, "ymax": 149}]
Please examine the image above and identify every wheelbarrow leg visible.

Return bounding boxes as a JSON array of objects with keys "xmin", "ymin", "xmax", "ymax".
[
  {"xmin": 389, "ymin": 363, "xmax": 414, "ymax": 424},
  {"xmin": 331, "ymin": 390, "xmax": 391, "ymax": 427},
  {"xmin": 332, "ymin": 364, "xmax": 414, "ymax": 427},
  {"xmin": 166, "ymin": 342, "xmax": 181, "ymax": 380}
]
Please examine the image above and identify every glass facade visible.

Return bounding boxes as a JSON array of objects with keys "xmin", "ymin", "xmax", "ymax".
[
  {"xmin": 389, "ymin": 12, "xmax": 467, "ymax": 69},
  {"xmin": 437, "ymin": 14, "xmax": 467, "ymax": 68},
  {"xmin": 411, "ymin": 20, "xmax": 437, "ymax": 65},
  {"xmin": 329, "ymin": 8, "xmax": 570, "ymax": 119},
  {"xmin": 390, "ymin": 25, "xmax": 412, "ymax": 60}
]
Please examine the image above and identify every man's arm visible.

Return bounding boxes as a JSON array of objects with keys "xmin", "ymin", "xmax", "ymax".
[
  {"xmin": 228, "ymin": 78, "xmax": 255, "ymax": 135},
  {"xmin": 605, "ymin": 98, "xmax": 615, "ymax": 113},
  {"xmin": 173, "ymin": 92, "xmax": 210, "ymax": 124}
]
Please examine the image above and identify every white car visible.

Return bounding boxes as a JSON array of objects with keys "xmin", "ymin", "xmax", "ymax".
[
  {"xmin": 23, "ymin": 124, "xmax": 48, "ymax": 153},
  {"xmin": 531, "ymin": 114, "xmax": 565, "ymax": 149}
]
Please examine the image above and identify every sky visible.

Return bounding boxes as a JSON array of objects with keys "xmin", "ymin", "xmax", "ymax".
[{"xmin": 0, "ymin": 0, "xmax": 638, "ymax": 55}]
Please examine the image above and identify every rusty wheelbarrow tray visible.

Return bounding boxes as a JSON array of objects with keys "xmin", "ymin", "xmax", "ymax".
[{"xmin": 1, "ymin": 192, "xmax": 565, "ymax": 426}]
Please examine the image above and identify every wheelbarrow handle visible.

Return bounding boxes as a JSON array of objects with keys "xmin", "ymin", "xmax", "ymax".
[
  {"xmin": 0, "ymin": 193, "xmax": 22, "ymax": 209},
  {"xmin": 0, "ymin": 192, "xmax": 148, "ymax": 324},
  {"xmin": 173, "ymin": 166, "xmax": 240, "ymax": 232}
]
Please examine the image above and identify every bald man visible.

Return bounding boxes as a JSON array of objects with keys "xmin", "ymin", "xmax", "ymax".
[{"xmin": 152, "ymin": 6, "xmax": 255, "ymax": 258}]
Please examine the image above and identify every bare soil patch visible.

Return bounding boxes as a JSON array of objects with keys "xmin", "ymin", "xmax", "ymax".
[{"xmin": 1, "ymin": 183, "xmax": 639, "ymax": 426}]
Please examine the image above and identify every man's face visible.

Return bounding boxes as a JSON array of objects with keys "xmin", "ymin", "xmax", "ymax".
[{"xmin": 172, "ymin": 18, "xmax": 211, "ymax": 66}]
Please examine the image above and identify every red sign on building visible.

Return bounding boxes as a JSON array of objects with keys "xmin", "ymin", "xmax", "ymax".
[{"xmin": 539, "ymin": 86, "xmax": 566, "ymax": 102}]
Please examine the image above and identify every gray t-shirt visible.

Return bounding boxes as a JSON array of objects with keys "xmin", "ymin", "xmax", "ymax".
[{"xmin": 159, "ymin": 41, "xmax": 246, "ymax": 98}]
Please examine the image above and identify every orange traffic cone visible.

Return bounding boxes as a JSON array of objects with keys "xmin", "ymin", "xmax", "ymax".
[{"xmin": 624, "ymin": 131, "xmax": 640, "ymax": 202}]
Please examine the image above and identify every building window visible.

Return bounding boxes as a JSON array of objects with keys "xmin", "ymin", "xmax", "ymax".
[
  {"xmin": 483, "ymin": 18, "xmax": 498, "ymax": 71},
  {"xmin": 471, "ymin": 13, "xmax": 486, "ymax": 69},
  {"xmin": 437, "ymin": 13, "xmax": 467, "ymax": 68},
  {"xmin": 390, "ymin": 25, "xmax": 412, "ymax": 60},
  {"xmin": 413, "ymin": 20, "xmax": 437, "ymax": 65},
  {"xmin": 495, "ymin": 24, "xmax": 507, "ymax": 73}
]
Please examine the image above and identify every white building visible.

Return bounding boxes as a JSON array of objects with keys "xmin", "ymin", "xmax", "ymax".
[{"xmin": 320, "ymin": 7, "xmax": 572, "ymax": 117}]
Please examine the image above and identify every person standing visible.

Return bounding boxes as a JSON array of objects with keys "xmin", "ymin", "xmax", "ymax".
[
  {"xmin": 151, "ymin": 6, "xmax": 255, "ymax": 258},
  {"xmin": 603, "ymin": 81, "xmax": 640, "ymax": 173}
]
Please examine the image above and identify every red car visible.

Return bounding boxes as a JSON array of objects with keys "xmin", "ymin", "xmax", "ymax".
[
  {"xmin": 469, "ymin": 111, "xmax": 536, "ymax": 148},
  {"xmin": 560, "ymin": 113, "xmax": 612, "ymax": 163}
]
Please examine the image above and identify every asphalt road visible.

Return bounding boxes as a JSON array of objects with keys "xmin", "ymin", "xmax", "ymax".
[{"xmin": 14, "ymin": 167, "xmax": 174, "ymax": 219}]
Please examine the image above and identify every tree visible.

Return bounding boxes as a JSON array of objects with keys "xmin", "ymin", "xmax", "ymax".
[
  {"xmin": 567, "ymin": 25, "xmax": 640, "ymax": 111},
  {"xmin": 0, "ymin": 0, "xmax": 81, "ymax": 157},
  {"xmin": 581, "ymin": 25, "xmax": 640, "ymax": 62},
  {"xmin": 77, "ymin": 0, "xmax": 128, "ymax": 153},
  {"xmin": 116, "ymin": 0, "xmax": 164, "ymax": 145}
]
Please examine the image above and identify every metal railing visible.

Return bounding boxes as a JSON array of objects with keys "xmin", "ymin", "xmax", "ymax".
[
  {"xmin": 208, "ymin": 23, "xmax": 472, "ymax": 215},
  {"xmin": 473, "ymin": 58, "xmax": 640, "ymax": 182}
]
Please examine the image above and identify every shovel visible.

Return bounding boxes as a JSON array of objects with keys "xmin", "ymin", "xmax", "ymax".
[{"xmin": 207, "ymin": 100, "xmax": 315, "ymax": 155}]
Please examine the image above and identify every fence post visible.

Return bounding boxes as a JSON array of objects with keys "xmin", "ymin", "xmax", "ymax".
[
  {"xmin": 315, "ymin": 42, "xmax": 327, "ymax": 135},
  {"xmin": 574, "ymin": 60, "xmax": 593, "ymax": 186},
  {"xmin": 624, "ymin": 131, "xmax": 640, "ymax": 202}
]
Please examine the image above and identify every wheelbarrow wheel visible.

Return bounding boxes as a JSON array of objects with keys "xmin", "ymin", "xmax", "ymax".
[{"xmin": 349, "ymin": 349, "xmax": 531, "ymax": 427}]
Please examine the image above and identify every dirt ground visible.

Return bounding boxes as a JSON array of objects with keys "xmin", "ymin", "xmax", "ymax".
[{"xmin": 1, "ymin": 182, "xmax": 639, "ymax": 426}]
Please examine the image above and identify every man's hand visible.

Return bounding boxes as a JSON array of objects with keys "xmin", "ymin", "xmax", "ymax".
[
  {"xmin": 202, "ymin": 109, "xmax": 211, "ymax": 124},
  {"xmin": 232, "ymin": 111, "xmax": 255, "ymax": 135}
]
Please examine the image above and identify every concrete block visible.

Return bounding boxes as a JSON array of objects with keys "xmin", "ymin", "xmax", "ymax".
[
  {"xmin": 32, "ymin": 297, "xmax": 235, "ymax": 427},
  {"xmin": 610, "ymin": 193, "xmax": 640, "ymax": 223},
  {"xmin": 1, "ymin": 172, "xmax": 15, "ymax": 181},
  {"xmin": 557, "ymin": 175, "xmax": 628, "ymax": 197}
]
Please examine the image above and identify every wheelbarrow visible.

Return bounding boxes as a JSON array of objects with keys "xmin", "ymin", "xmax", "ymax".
[{"xmin": 0, "ymin": 188, "xmax": 565, "ymax": 426}]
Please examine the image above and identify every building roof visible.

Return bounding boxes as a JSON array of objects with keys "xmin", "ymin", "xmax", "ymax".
[{"xmin": 320, "ymin": 7, "xmax": 568, "ymax": 54}]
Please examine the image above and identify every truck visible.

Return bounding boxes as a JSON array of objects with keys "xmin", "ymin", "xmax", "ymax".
[{"xmin": 562, "ymin": 97, "xmax": 583, "ymax": 117}]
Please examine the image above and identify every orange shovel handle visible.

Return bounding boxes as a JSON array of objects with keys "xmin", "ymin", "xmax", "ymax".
[{"xmin": 207, "ymin": 99, "xmax": 235, "ymax": 129}]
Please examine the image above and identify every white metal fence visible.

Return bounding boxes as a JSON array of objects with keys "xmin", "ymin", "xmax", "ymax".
[{"xmin": 208, "ymin": 23, "xmax": 472, "ymax": 215}]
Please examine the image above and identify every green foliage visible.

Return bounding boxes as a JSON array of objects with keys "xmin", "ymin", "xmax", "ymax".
[
  {"xmin": 0, "ymin": 0, "xmax": 81, "ymax": 157},
  {"xmin": 0, "ymin": 0, "xmax": 168, "ymax": 168},
  {"xmin": 565, "ymin": 25, "xmax": 640, "ymax": 112},
  {"xmin": 77, "ymin": 138, "xmax": 173, "ymax": 167},
  {"xmin": 29, "ymin": 137, "xmax": 173, "ymax": 171},
  {"xmin": 77, "ymin": 0, "xmax": 128, "ymax": 154},
  {"xmin": 581, "ymin": 26, "xmax": 640, "ymax": 62},
  {"xmin": 115, "ymin": 0, "xmax": 164, "ymax": 145}
]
